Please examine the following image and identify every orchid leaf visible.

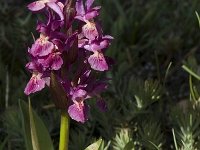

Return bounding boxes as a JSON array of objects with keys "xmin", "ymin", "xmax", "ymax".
[
  {"xmin": 19, "ymin": 99, "xmax": 33, "ymax": 150},
  {"xmin": 19, "ymin": 99, "xmax": 54, "ymax": 150}
]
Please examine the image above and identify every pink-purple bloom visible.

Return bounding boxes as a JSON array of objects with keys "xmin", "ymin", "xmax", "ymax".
[
  {"xmin": 24, "ymin": 72, "xmax": 46, "ymax": 95},
  {"xmin": 27, "ymin": 0, "xmax": 64, "ymax": 20},
  {"xmin": 75, "ymin": 0, "xmax": 101, "ymax": 22},
  {"xmin": 28, "ymin": 34, "xmax": 54, "ymax": 57},
  {"xmin": 25, "ymin": 0, "xmax": 113, "ymax": 123}
]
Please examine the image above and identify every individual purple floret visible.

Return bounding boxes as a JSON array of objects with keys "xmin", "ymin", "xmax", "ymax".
[
  {"xmin": 24, "ymin": 72, "xmax": 46, "ymax": 95},
  {"xmin": 68, "ymin": 88, "xmax": 89, "ymax": 123},
  {"xmin": 88, "ymin": 52, "xmax": 108, "ymax": 71},
  {"xmin": 75, "ymin": 0, "xmax": 101, "ymax": 22},
  {"xmin": 27, "ymin": 0, "xmax": 64, "ymax": 20},
  {"xmin": 28, "ymin": 34, "xmax": 54, "ymax": 57},
  {"xmin": 83, "ymin": 36, "xmax": 113, "ymax": 71},
  {"xmin": 24, "ymin": 60, "xmax": 50, "ymax": 95},
  {"xmin": 28, "ymin": 34, "xmax": 64, "ymax": 71},
  {"xmin": 82, "ymin": 21, "xmax": 99, "ymax": 40},
  {"xmin": 25, "ymin": 0, "xmax": 113, "ymax": 123},
  {"xmin": 37, "ymin": 51, "xmax": 63, "ymax": 70}
]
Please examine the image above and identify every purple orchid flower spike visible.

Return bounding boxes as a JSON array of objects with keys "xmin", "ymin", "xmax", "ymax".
[
  {"xmin": 28, "ymin": 0, "xmax": 64, "ymax": 20},
  {"xmin": 25, "ymin": 0, "xmax": 114, "ymax": 123}
]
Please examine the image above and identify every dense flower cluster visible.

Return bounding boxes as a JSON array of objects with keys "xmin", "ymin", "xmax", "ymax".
[{"xmin": 24, "ymin": 0, "xmax": 113, "ymax": 123}]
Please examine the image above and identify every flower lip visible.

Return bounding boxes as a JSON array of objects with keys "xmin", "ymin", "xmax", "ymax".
[
  {"xmin": 88, "ymin": 51, "xmax": 109, "ymax": 71},
  {"xmin": 68, "ymin": 103, "xmax": 89, "ymax": 123},
  {"xmin": 82, "ymin": 21, "xmax": 99, "ymax": 40},
  {"xmin": 28, "ymin": 35, "xmax": 54, "ymax": 57},
  {"xmin": 24, "ymin": 72, "xmax": 46, "ymax": 95}
]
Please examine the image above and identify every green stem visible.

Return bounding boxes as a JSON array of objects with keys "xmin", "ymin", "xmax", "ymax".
[{"xmin": 59, "ymin": 110, "xmax": 70, "ymax": 150}]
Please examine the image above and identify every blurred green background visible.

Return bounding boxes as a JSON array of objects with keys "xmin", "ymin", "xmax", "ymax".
[{"xmin": 1, "ymin": 0, "xmax": 200, "ymax": 149}]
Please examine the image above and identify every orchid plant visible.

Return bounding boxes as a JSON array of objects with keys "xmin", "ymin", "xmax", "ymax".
[{"xmin": 24, "ymin": 0, "xmax": 113, "ymax": 149}]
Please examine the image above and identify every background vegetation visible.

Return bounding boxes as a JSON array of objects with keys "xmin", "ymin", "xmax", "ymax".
[{"xmin": 0, "ymin": 0, "xmax": 200, "ymax": 149}]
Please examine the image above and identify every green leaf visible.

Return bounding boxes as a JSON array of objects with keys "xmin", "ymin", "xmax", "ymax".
[
  {"xmin": 124, "ymin": 141, "xmax": 135, "ymax": 150},
  {"xmin": 19, "ymin": 99, "xmax": 54, "ymax": 150},
  {"xmin": 85, "ymin": 139, "xmax": 103, "ymax": 150},
  {"xmin": 19, "ymin": 99, "xmax": 33, "ymax": 150},
  {"xmin": 29, "ymin": 99, "xmax": 40, "ymax": 150}
]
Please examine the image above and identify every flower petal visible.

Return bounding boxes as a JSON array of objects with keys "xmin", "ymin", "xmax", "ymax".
[
  {"xmin": 36, "ymin": 22, "xmax": 48, "ymax": 34},
  {"xmin": 82, "ymin": 22, "xmax": 99, "ymax": 40},
  {"xmin": 103, "ymin": 35, "xmax": 114, "ymax": 40},
  {"xmin": 84, "ymin": 39, "xmax": 110, "ymax": 52},
  {"xmin": 51, "ymin": 54, "xmax": 63, "ymax": 70},
  {"xmin": 27, "ymin": 1, "xmax": 45, "ymax": 11},
  {"xmin": 78, "ymin": 38, "xmax": 88, "ymax": 48},
  {"xmin": 71, "ymin": 88, "xmax": 87, "ymax": 102},
  {"xmin": 88, "ymin": 52, "xmax": 108, "ymax": 71},
  {"xmin": 76, "ymin": 0, "xmax": 85, "ymax": 16},
  {"xmin": 24, "ymin": 74, "xmax": 45, "ymax": 95},
  {"xmin": 29, "ymin": 38, "xmax": 54, "ymax": 57},
  {"xmin": 51, "ymin": 20, "xmax": 64, "ymax": 31},
  {"xmin": 75, "ymin": 16, "xmax": 85, "ymax": 22},
  {"xmin": 25, "ymin": 60, "xmax": 42, "ymax": 72},
  {"xmin": 38, "ymin": 53, "xmax": 63, "ymax": 70},
  {"xmin": 37, "ymin": 56, "xmax": 50, "ymax": 69},
  {"xmin": 68, "ymin": 103, "xmax": 89, "ymax": 123},
  {"xmin": 46, "ymin": 2, "xmax": 64, "ymax": 20},
  {"xmin": 85, "ymin": 11, "xmax": 99, "ymax": 20},
  {"xmin": 86, "ymin": 0, "xmax": 94, "ymax": 10},
  {"xmin": 57, "ymin": 2, "xmax": 64, "ymax": 11}
]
